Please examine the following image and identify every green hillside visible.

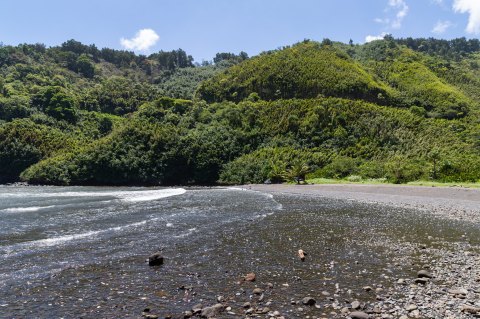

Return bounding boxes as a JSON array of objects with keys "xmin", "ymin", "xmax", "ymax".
[
  {"xmin": 196, "ymin": 41, "xmax": 393, "ymax": 104},
  {"xmin": 1, "ymin": 38, "xmax": 479, "ymax": 185}
]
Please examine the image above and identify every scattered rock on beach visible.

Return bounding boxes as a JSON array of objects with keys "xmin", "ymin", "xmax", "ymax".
[
  {"xmin": 245, "ymin": 273, "xmax": 256, "ymax": 282},
  {"xmin": 200, "ymin": 304, "xmax": 224, "ymax": 318},
  {"xmin": 148, "ymin": 252, "xmax": 164, "ymax": 266},
  {"xmin": 417, "ymin": 270, "xmax": 432, "ymax": 278},
  {"xmin": 302, "ymin": 296, "xmax": 316, "ymax": 306},
  {"xmin": 350, "ymin": 311, "xmax": 369, "ymax": 319}
]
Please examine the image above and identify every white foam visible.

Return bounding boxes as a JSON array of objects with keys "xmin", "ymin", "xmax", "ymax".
[
  {"xmin": 121, "ymin": 188, "xmax": 186, "ymax": 202},
  {"xmin": 0, "ymin": 188, "xmax": 187, "ymax": 202},
  {"xmin": 5, "ymin": 219, "xmax": 155, "ymax": 252},
  {"xmin": 0, "ymin": 205, "xmax": 55, "ymax": 213}
]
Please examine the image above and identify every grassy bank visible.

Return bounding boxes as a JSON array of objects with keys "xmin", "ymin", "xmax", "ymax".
[{"xmin": 306, "ymin": 178, "xmax": 480, "ymax": 188}]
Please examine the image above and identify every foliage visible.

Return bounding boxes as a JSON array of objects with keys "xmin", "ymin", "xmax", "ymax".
[{"xmin": 0, "ymin": 38, "xmax": 479, "ymax": 186}]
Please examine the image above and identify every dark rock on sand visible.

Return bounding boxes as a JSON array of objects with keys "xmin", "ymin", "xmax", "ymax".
[
  {"xmin": 417, "ymin": 270, "xmax": 432, "ymax": 278},
  {"xmin": 415, "ymin": 278, "xmax": 429, "ymax": 285},
  {"xmin": 302, "ymin": 297, "xmax": 316, "ymax": 306},
  {"xmin": 148, "ymin": 252, "xmax": 164, "ymax": 266}
]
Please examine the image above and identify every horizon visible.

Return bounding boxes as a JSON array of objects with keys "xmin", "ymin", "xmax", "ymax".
[{"xmin": 1, "ymin": 0, "xmax": 480, "ymax": 62}]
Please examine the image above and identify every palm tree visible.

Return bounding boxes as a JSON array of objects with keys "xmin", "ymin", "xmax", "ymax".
[{"xmin": 283, "ymin": 162, "xmax": 311, "ymax": 184}]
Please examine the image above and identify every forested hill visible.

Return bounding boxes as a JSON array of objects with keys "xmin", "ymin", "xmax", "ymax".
[{"xmin": 1, "ymin": 37, "xmax": 479, "ymax": 185}]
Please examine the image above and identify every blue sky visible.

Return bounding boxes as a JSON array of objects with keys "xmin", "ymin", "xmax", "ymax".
[{"xmin": 1, "ymin": 0, "xmax": 479, "ymax": 62}]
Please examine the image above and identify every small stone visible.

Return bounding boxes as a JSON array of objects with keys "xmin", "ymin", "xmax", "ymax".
[
  {"xmin": 260, "ymin": 307, "xmax": 270, "ymax": 314},
  {"xmin": 406, "ymin": 304, "xmax": 418, "ymax": 311},
  {"xmin": 253, "ymin": 288, "xmax": 264, "ymax": 295},
  {"xmin": 417, "ymin": 270, "xmax": 432, "ymax": 278},
  {"xmin": 350, "ymin": 311, "xmax": 369, "ymax": 319},
  {"xmin": 351, "ymin": 301, "xmax": 361, "ymax": 309},
  {"xmin": 410, "ymin": 309, "xmax": 420, "ymax": 318},
  {"xmin": 363, "ymin": 286, "xmax": 373, "ymax": 292},
  {"xmin": 200, "ymin": 304, "xmax": 224, "ymax": 318},
  {"xmin": 148, "ymin": 252, "xmax": 164, "ymax": 266},
  {"xmin": 192, "ymin": 304, "xmax": 203, "ymax": 314},
  {"xmin": 414, "ymin": 278, "xmax": 429, "ymax": 285},
  {"xmin": 217, "ymin": 296, "xmax": 225, "ymax": 303},
  {"xmin": 302, "ymin": 297, "xmax": 316, "ymax": 306},
  {"xmin": 461, "ymin": 305, "xmax": 480, "ymax": 314},
  {"xmin": 321, "ymin": 291, "xmax": 331, "ymax": 296},
  {"xmin": 448, "ymin": 288, "xmax": 467, "ymax": 295},
  {"xmin": 245, "ymin": 273, "xmax": 256, "ymax": 282},
  {"xmin": 242, "ymin": 302, "xmax": 251, "ymax": 309},
  {"xmin": 183, "ymin": 311, "xmax": 193, "ymax": 318}
]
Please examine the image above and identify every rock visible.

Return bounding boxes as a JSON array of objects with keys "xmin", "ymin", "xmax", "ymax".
[
  {"xmin": 253, "ymin": 288, "xmax": 264, "ymax": 295},
  {"xmin": 406, "ymin": 304, "xmax": 418, "ymax": 311},
  {"xmin": 192, "ymin": 304, "xmax": 203, "ymax": 314},
  {"xmin": 351, "ymin": 300, "xmax": 361, "ymax": 309},
  {"xmin": 448, "ymin": 288, "xmax": 467, "ymax": 295},
  {"xmin": 417, "ymin": 270, "xmax": 432, "ymax": 278},
  {"xmin": 298, "ymin": 249, "xmax": 306, "ymax": 261},
  {"xmin": 259, "ymin": 307, "xmax": 270, "ymax": 314},
  {"xmin": 200, "ymin": 304, "xmax": 224, "ymax": 318},
  {"xmin": 148, "ymin": 252, "xmax": 164, "ymax": 266},
  {"xmin": 302, "ymin": 297, "xmax": 316, "ymax": 306},
  {"xmin": 143, "ymin": 315, "xmax": 158, "ymax": 319},
  {"xmin": 321, "ymin": 291, "xmax": 331, "ymax": 296},
  {"xmin": 397, "ymin": 279, "xmax": 405, "ymax": 284},
  {"xmin": 350, "ymin": 311, "xmax": 369, "ymax": 319},
  {"xmin": 183, "ymin": 311, "xmax": 193, "ymax": 318},
  {"xmin": 414, "ymin": 278, "xmax": 429, "ymax": 285},
  {"xmin": 242, "ymin": 302, "xmax": 251, "ymax": 308},
  {"xmin": 245, "ymin": 273, "xmax": 256, "ymax": 282},
  {"xmin": 216, "ymin": 296, "xmax": 224, "ymax": 302},
  {"xmin": 461, "ymin": 305, "xmax": 480, "ymax": 314},
  {"xmin": 363, "ymin": 286, "xmax": 373, "ymax": 292}
]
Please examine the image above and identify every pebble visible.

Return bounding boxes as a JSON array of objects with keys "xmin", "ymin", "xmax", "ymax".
[
  {"xmin": 350, "ymin": 311, "xmax": 369, "ymax": 319},
  {"xmin": 302, "ymin": 297, "xmax": 316, "ymax": 306},
  {"xmin": 245, "ymin": 273, "xmax": 256, "ymax": 282}
]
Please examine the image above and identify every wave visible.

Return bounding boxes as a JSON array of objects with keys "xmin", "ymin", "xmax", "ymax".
[
  {"xmin": 0, "ymin": 188, "xmax": 187, "ymax": 202},
  {"xmin": 0, "ymin": 205, "xmax": 56, "ymax": 213},
  {"xmin": 120, "ymin": 188, "xmax": 186, "ymax": 202},
  {"xmin": 3, "ymin": 219, "xmax": 155, "ymax": 253}
]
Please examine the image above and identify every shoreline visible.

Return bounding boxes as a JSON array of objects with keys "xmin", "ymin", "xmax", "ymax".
[{"xmin": 248, "ymin": 183, "xmax": 480, "ymax": 223}]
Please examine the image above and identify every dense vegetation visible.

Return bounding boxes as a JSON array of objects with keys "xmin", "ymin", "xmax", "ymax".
[{"xmin": 1, "ymin": 37, "xmax": 479, "ymax": 185}]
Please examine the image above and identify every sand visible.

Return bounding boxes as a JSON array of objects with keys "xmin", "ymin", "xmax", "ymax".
[{"xmin": 248, "ymin": 183, "xmax": 480, "ymax": 223}]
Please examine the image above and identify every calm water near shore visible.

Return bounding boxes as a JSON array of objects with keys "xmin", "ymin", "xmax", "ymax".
[{"xmin": 0, "ymin": 186, "xmax": 479, "ymax": 318}]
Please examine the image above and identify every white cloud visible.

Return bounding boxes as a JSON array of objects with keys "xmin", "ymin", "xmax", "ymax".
[
  {"xmin": 120, "ymin": 29, "xmax": 159, "ymax": 51},
  {"xmin": 453, "ymin": 0, "xmax": 480, "ymax": 34},
  {"xmin": 365, "ymin": 32, "xmax": 388, "ymax": 43},
  {"xmin": 431, "ymin": 0, "xmax": 443, "ymax": 5},
  {"xmin": 432, "ymin": 20, "xmax": 453, "ymax": 34},
  {"xmin": 388, "ymin": 0, "xmax": 409, "ymax": 29},
  {"xmin": 374, "ymin": 0, "xmax": 409, "ymax": 30}
]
